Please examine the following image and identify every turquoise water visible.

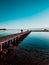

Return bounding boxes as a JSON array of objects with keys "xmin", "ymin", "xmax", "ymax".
[
  {"xmin": 0, "ymin": 29, "xmax": 25, "ymax": 37},
  {"xmin": 18, "ymin": 32, "xmax": 49, "ymax": 49}
]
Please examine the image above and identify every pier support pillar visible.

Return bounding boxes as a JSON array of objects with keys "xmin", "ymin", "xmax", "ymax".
[
  {"xmin": 0, "ymin": 44, "xmax": 2, "ymax": 51},
  {"xmin": 8, "ymin": 40, "xmax": 13, "ymax": 47},
  {"xmin": 14, "ymin": 38, "xmax": 16, "ymax": 43},
  {"xmin": 13, "ymin": 38, "xmax": 17, "ymax": 46}
]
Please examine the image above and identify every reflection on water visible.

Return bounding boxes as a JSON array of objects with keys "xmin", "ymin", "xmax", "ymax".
[
  {"xmin": 19, "ymin": 32, "xmax": 49, "ymax": 49},
  {"xmin": 4, "ymin": 32, "xmax": 49, "ymax": 65}
]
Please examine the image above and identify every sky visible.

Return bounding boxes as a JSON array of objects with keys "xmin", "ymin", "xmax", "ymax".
[{"xmin": 0, "ymin": 0, "xmax": 49, "ymax": 29}]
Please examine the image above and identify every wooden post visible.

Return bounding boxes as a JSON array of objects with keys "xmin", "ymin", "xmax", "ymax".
[
  {"xmin": 13, "ymin": 38, "xmax": 16, "ymax": 45},
  {"xmin": 8, "ymin": 40, "xmax": 13, "ymax": 47},
  {"xmin": 14, "ymin": 38, "xmax": 16, "ymax": 43},
  {"xmin": 0, "ymin": 44, "xmax": 2, "ymax": 51},
  {"xmin": 16, "ymin": 37, "xmax": 19, "ymax": 46}
]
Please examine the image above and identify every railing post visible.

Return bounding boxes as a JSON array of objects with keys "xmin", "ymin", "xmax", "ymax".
[{"xmin": 0, "ymin": 44, "xmax": 2, "ymax": 51}]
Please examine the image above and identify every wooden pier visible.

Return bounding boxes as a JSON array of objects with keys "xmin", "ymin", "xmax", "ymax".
[{"xmin": 0, "ymin": 31, "xmax": 31, "ymax": 63}]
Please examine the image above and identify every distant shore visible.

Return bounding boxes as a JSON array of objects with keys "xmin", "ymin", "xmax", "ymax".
[{"xmin": 0, "ymin": 29, "xmax": 6, "ymax": 30}]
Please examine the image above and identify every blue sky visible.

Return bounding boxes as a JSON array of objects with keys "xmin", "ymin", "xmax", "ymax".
[{"xmin": 0, "ymin": 0, "xmax": 49, "ymax": 29}]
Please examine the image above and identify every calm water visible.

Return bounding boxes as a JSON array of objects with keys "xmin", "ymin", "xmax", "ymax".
[
  {"xmin": 5, "ymin": 32, "xmax": 49, "ymax": 65},
  {"xmin": 0, "ymin": 29, "xmax": 26, "ymax": 37},
  {"xmin": 19, "ymin": 32, "xmax": 49, "ymax": 49},
  {"xmin": 0, "ymin": 30, "xmax": 19, "ymax": 37}
]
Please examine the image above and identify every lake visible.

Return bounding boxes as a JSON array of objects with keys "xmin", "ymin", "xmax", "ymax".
[{"xmin": 4, "ymin": 32, "xmax": 49, "ymax": 65}]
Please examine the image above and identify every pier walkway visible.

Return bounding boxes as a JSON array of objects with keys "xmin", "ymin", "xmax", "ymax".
[
  {"xmin": 0, "ymin": 31, "xmax": 31, "ymax": 52},
  {"xmin": 0, "ymin": 31, "xmax": 31, "ymax": 65}
]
